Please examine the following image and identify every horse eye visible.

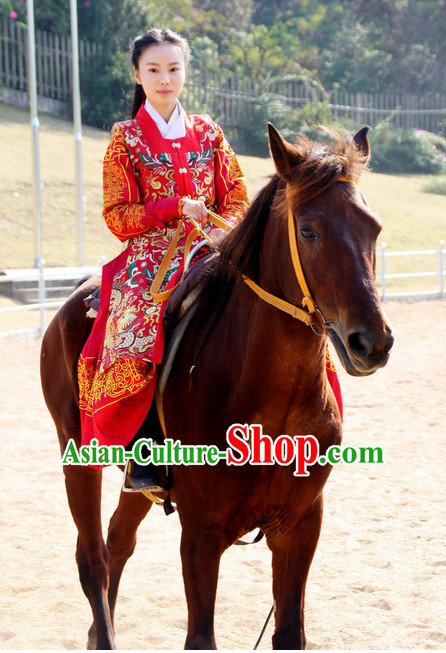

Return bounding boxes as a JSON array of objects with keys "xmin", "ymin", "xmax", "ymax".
[{"xmin": 300, "ymin": 227, "xmax": 318, "ymax": 240}]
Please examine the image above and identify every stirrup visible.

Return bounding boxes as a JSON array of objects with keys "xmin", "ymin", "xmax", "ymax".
[{"xmin": 122, "ymin": 459, "xmax": 164, "ymax": 495}]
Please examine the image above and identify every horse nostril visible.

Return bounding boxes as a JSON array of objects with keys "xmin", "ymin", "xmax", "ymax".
[
  {"xmin": 385, "ymin": 330, "xmax": 395, "ymax": 355},
  {"xmin": 347, "ymin": 331, "xmax": 373, "ymax": 357}
]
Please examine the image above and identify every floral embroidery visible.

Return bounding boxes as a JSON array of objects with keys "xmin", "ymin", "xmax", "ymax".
[
  {"xmin": 94, "ymin": 114, "xmax": 249, "ymax": 381},
  {"xmin": 79, "ymin": 354, "xmax": 154, "ymax": 417}
]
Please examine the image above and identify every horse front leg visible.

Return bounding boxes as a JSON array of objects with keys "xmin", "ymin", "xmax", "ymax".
[
  {"xmin": 267, "ymin": 497, "xmax": 323, "ymax": 650},
  {"xmin": 180, "ymin": 522, "xmax": 226, "ymax": 649},
  {"xmin": 105, "ymin": 490, "xmax": 153, "ymax": 626},
  {"xmin": 64, "ymin": 464, "xmax": 115, "ymax": 650}
]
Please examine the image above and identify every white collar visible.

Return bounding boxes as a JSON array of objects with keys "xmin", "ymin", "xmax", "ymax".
[{"xmin": 144, "ymin": 99, "xmax": 186, "ymax": 139}]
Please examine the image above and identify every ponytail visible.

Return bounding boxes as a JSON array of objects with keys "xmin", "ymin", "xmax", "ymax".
[{"xmin": 131, "ymin": 84, "xmax": 145, "ymax": 119}]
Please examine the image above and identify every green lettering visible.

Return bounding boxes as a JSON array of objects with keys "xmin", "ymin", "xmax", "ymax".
[
  {"xmin": 206, "ymin": 445, "xmax": 219, "ymax": 465},
  {"xmin": 61, "ymin": 439, "xmax": 81, "ymax": 465},
  {"xmin": 98, "ymin": 446, "xmax": 110, "ymax": 465},
  {"xmin": 152, "ymin": 444, "xmax": 165, "ymax": 465},
  {"xmin": 342, "ymin": 446, "xmax": 357, "ymax": 464},
  {"xmin": 327, "ymin": 446, "xmax": 341, "ymax": 464},
  {"xmin": 110, "ymin": 446, "xmax": 124, "ymax": 465},
  {"xmin": 81, "ymin": 446, "xmax": 90, "ymax": 464},
  {"xmin": 174, "ymin": 442, "xmax": 182, "ymax": 464},
  {"xmin": 359, "ymin": 447, "xmax": 384, "ymax": 463},
  {"xmin": 196, "ymin": 446, "xmax": 207, "ymax": 464},
  {"xmin": 133, "ymin": 439, "xmax": 152, "ymax": 464},
  {"xmin": 165, "ymin": 439, "xmax": 173, "ymax": 464}
]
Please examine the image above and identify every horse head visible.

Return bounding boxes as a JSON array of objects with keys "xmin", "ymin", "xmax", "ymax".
[{"xmin": 268, "ymin": 123, "xmax": 394, "ymax": 376}]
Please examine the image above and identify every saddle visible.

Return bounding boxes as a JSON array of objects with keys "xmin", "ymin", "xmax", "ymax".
[
  {"xmin": 83, "ymin": 250, "xmax": 214, "ymax": 320},
  {"xmin": 163, "ymin": 252, "xmax": 216, "ymax": 331}
]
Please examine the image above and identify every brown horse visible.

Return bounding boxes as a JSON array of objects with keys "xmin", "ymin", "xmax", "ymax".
[{"xmin": 40, "ymin": 124, "xmax": 394, "ymax": 650}]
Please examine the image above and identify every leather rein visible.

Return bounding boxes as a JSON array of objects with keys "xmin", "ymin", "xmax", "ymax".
[{"xmin": 149, "ymin": 175, "xmax": 356, "ymax": 335}]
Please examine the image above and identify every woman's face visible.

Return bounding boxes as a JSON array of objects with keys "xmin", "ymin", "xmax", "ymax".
[{"xmin": 134, "ymin": 42, "xmax": 186, "ymax": 121}]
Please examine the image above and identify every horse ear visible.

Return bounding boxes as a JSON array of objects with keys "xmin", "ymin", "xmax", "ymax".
[
  {"xmin": 353, "ymin": 126, "xmax": 371, "ymax": 163},
  {"xmin": 268, "ymin": 122, "xmax": 302, "ymax": 181}
]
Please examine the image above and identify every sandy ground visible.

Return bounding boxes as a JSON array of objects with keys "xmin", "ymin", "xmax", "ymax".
[{"xmin": 0, "ymin": 300, "xmax": 445, "ymax": 651}]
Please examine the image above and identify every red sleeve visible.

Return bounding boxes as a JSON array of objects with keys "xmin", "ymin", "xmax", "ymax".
[
  {"xmin": 212, "ymin": 123, "xmax": 249, "ymax": 232},
  {"xmin": 102, "ymin": 125, "xmax": 181, "ymax": 242}
]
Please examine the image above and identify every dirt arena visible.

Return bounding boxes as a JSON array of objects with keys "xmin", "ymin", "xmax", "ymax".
[{"xmin": 0, "ymin": 299, "xmax": 445, "ymax": 650}]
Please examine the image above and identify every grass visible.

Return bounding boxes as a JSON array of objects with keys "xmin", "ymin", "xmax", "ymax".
[
  {"xmin": 0, "ymin": 100, "xmax": 445, "ymax": 331},
  {"xmin": 0, "ymin": 101, "xmax": 276, "ymax": 269},
  {"xmin": 423, "ymin": 176, "xmax": 446, "ymax": 196}
]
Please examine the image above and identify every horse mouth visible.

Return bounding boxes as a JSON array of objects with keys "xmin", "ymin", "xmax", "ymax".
[{"xmin": 327, "ymin": 325, "xmax": 393, "ymax": 377}]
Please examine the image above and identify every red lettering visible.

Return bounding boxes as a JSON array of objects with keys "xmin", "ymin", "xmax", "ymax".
[
  {"xmin": 293, "ymin": 435, "xmax": 319, "ymax": 476},
  {"xmin": 274, "ymin": 435, "xmax": 295, "ymax": 465},
  {"xmin": 226, "ymin": 424, "xmax": 250, "ymax": 465},
  {"xmin": 251, "ymin": 424, "xmax": 274, "ymax": 464}
]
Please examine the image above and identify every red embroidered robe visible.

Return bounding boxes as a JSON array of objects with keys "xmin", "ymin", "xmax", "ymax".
[{"xmin": 78, "ymin": 106, "xmax": 249, "ymax": 449}]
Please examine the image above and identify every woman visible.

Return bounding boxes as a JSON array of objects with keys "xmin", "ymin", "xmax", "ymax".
[{"xmin": 78, "ymin": 28, "xmax": 249, "ymax": 490}]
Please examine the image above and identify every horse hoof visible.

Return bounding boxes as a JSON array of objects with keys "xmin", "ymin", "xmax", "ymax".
[{"xmin": 86, "ymin": 624, "xmax": 96, "ymax": 650}]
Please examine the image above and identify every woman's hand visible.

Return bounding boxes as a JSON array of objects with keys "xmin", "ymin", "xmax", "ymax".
[
  {"xmin": 209, "ymin": 228, "xmax": 226, "ymax": 247},
  {"xmin": 181, "ymin": 199, "xmax": 208, "ymax": 226}
]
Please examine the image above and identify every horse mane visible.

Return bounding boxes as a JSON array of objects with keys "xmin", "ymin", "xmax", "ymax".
[
  {"xmin": 196, "ymin": 129, "xmax": 366, "ymax": 314},
  {"xmin": 220, "ymin": 174, "xmax": 281, "ymax": 283},
  {"xmin": 194, "ymin": 175, "xmax": 281, "ymax": 318},
  {"xmin": 284, "ymin": 129, "xmax": 367, "ymax": 209}
]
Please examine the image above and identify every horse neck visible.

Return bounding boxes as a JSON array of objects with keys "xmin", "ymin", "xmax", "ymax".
[{"xmin": 226, "ymin": 204, "xmax": 328, "ymax": 402}]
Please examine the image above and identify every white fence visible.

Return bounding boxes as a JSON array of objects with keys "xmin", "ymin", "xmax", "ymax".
[
  {"xmin": 0, "ymin": 264, "xmax": 101, "ymax": 337},
  {"xmin": 0, "ymin": 16, "xmax": 101, "ymax": 101},
  {"xmin": 0, "ymin": 244, "xmax": 444, "ymax": 338},
  {"xmin": 377, "ymin": 241, "xmax": 445, "ymax": 301}
]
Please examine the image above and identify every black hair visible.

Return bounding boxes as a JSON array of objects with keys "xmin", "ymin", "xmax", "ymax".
[{"xmin": 130, "ymin": 28, "xmax": 190, "ymax": 118}]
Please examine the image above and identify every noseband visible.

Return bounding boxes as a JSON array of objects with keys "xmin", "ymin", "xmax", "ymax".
[{"xmin": 242, "ymin": 175, "xmax": 356, "ymax": 335}]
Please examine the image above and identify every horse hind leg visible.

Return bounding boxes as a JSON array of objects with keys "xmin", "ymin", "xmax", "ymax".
[
  {"xmin": 267, "ymin": 497, "xmax": 323, "ymax": 650},
  {"xmin": 180, "ymin": 521, "xmax": 228, "ymax": 649},
  {"xmin": 63, "ymin": 464, "xmax": 115, "ymax": 650}
]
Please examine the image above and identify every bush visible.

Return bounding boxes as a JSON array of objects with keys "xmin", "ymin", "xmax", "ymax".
[
  {"xmin": 79, "ymin": 50, "xmax": 132, "ymax": 130},
  {"xmin": 423, "ymin": 177, "xmax": 446, "ymax": 195},
  {"xmin": 238, "ymin": 86, "xmax": 331, "ymax": 156},
  {"xmin": 368, "ymin": 125, "xmax": 446, "ymax": 174}
]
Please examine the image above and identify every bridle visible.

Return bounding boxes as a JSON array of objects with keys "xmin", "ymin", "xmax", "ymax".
[
  {"xmin": 241, "ymin": 175, "xmax": 356, "ymax": 335},
  {"xmin": 150, "ymin": 175, "xmax": 356, "ymax": 336}
]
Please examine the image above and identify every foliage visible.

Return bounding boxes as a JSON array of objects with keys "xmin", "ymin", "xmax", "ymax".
[
  {"xmin": 4, "ymin": 0, "xmax": 446, "ymax": 143},
  {"xmin": 3, "ymin": 0, "xmax": 446, "ymax": 95},
  {"xmin": 318, "ymin": 22, "xmax": 393, "ymax": 94},
  {"xmin": 368, "ymin": 124, "xmax": 446, "ymax": 174},
  {"xmin": 238, "ymin": 79, "xmax": 331, "ymax": 156},
  {"xmin": 79, "ymin": 50, "xmax": 131, "ymax": 130},
  {"xmin": 422, "ymin": 177, "xmax": 446, "ymax": 196},
  {"xmin": 0, "ymin": 0, "xmax": 71, "ymax": 32},
  {"xmin": 189, "ymin": 36, "xmax": 219, "ymax": 71},
  {"xmin": 227, "ymin": 22, "xmax": 309, "ymax": 80}
]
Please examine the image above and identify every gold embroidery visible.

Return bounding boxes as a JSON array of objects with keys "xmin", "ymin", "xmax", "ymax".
[
  {"xmin": 79, "ymin": 354, "xmax": 154, "ymax": 417},
  {"xmin": 325, "ymin": 344, "xmax": 337, "ymax": 372}
]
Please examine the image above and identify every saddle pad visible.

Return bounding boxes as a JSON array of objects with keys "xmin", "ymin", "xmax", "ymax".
[{"xmin": 158, "ymin": 253, "xmax": 216, "ymax": 396}]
